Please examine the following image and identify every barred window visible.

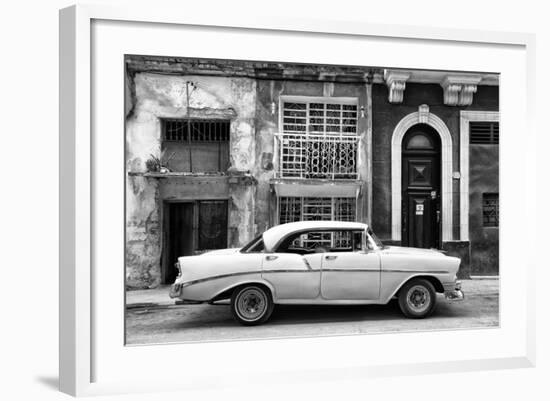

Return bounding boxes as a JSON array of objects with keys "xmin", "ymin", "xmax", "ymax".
[
  {"xmin": 470, "ymin": 121, "xmax": 499, "ymax": 145},
  {"xmin": 161, "ymin": 119, "xmax": 230, "ymax": 172},
  {"xmin": 164, "ymin": 119, "xmax": 230, "ymax": 142},
  {"xmin": 279, "ymin": 197, "xmax": 356, "ymax": 224},
  {"xmin": 278, "ymin": 197, "xmax": 356, "ymax": 248},
  {"xmin": 482, "ymin": 193, "xmax": 499, "ymax": 227},
  {"xmin": 283, "ymin": 102, "xmax": 358, "ymax": 135},
  {"xmin": 278, "ymin": 100, "xmax": 359, "ymax": 179}
]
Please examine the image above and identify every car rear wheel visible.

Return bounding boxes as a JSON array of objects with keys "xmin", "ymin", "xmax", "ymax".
[
  {"xmin": 231, "ymin": 285, "xmax": 274, "ymax": 325},
  {"xmin": 398, "ymin": 278, "xmax": 437, "ymax": 318}
]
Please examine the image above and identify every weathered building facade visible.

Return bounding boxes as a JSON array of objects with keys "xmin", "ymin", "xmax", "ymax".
[{"xmin": 125, "ymin": 56, "xmax": 499, "ymax": 289}]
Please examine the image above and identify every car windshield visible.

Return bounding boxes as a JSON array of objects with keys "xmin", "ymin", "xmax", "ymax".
[
  {"xmin": 240, "ymin": 234, "xmax": 264, "ymax": 253},
  {"xmin": 367, "ymin": 228, "xmax": 385, "ymax": 249}
]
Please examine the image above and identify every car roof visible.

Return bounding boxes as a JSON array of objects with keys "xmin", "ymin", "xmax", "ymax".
[{"xmin": 262, "ymin": 221, "xmax": 368, "ymax": 252}]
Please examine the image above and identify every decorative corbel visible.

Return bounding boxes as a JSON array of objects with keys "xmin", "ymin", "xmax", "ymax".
[
  {"xmin": 441, "ymin": 75, "xmax": 482, "ymax": 106},
  {"xmin": 458, "ymin": 84, "xmax": 478, "ymax": 106},
  {"xmin": 441, "ymin": 80, "xmax": 462, "ymax": 106},
  {"xmin": 384, "ymin": 70, "xmax": 410, "ymax": 104}
]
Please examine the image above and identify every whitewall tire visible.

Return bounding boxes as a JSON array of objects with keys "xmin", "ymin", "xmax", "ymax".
[
  {"xmin": 231, "ymin": 285, "xmax": 274, "ymax": 325},
  {"xmin": 398, "ymin": 278, "xmax": 437, "ymax": 318}
]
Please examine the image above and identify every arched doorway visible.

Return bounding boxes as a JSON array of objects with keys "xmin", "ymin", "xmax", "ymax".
[
  {"xmin": 391, "ymin": 105, "xmax": 452, "ymax": 244},
  {"xmin": 401, "ymin": 124, "xmax": 441, "ymax": 248}
]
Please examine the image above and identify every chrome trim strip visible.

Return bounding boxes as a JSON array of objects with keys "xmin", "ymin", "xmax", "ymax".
[
  {"xmin": 178, "ymin": 268, "xmax": 449, "ymax": 288},
  {"xmin": 180, "ymin": 271, "xmax": 263, "ymax": 288},
  {"xmin": 180, "ymin": 269, "xmax": 319, "ymax": 288},
  {"xmin": 321, "ymin": 268, "xmax": 380, "ymax": 272},
  {"xmin": 381, "ymin": 269, "xmax": 449, "ymax": 274},
  {"xmin": 263, "ymin": 269, "xmax": 321, "ymax": 274}
]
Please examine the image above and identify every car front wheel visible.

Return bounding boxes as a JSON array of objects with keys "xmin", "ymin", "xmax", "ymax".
[
  {"xmin": 231, "ymin": 285, "xmax": 274, "ymax": 325},
  {"xmin": 398, "ymin": 278, "xmax": 437, "ymax": 318}
]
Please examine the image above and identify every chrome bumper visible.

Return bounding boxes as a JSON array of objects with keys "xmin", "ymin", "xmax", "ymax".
[
  {"xmin": 443, "ymin": 280, "xmax": 464, "ymax": 301},
  {"xmin": 169, "ymin": 283, "xmax": 182, "ymax": 299},
  {"xmin": 444, "ymin": 289, "xmax": 464, "ymax": 301}
]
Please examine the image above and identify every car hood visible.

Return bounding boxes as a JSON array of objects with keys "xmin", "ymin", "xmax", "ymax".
[
  {"xmin": 382, "ymin": 246, "xmax": 446, "ymax": 257},
  {"xmin": 201, "ymin": 248, "xmax": 241, "ymax": 256}
]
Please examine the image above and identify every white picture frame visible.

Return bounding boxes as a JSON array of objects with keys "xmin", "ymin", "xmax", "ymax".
[{"xmin": 59, "ymin": 4, "xmax": 536, "ymax": 397}]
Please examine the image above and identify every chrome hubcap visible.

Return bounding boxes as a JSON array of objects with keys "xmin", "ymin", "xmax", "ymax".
[
  {"xmin": 406, "ymin": 285, "xmax": 431, "ymax": 313},
  {"xmin": 236, "ymin": 288, "xmax": 267, "ymax": 321}
]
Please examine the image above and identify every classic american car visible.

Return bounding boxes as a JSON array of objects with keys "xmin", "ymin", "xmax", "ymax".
[{"xmin": 169, "ymin": 221, "xmax": 464, "ymax": 325}]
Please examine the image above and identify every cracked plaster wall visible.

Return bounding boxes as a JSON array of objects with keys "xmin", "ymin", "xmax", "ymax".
[{"xmin": 126, "ymin": 73, "xmax": 257, "ymax": 288}]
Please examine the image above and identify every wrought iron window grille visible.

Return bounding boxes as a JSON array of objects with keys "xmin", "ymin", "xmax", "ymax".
[
  {"xmin": 277, "ymin": 101, "xmax": 360, "ymax": 179},
  {"xmin": 278, "ymin": 196, "xmax": 357, "ymax": 248},
  {"xmin": 482, "ymin": 193, "xmax": 499, "ymax": 227}
]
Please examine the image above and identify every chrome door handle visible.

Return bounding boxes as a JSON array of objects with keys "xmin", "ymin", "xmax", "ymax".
[
  {"xmin": 325, "ymin": 255, "xmax": 337, "ymax": 260},
  {"xmin": 265, "ymin": 255, "xmax": 278, "ymax": 261}
]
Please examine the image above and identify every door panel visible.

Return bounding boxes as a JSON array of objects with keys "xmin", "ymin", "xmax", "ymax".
[
  {"xmin": 406, "ymin": 192, "xmax": 437, "ymax": 249},
  {"xmin": 402, "ymin": 156, "xmax": 440, "ymax": 248},
  {"xmin": 198, "ymin": 200, "xmax": 227, "ymax": 250},
  {"xmin": 262, "ymin": 253, "xmax": 322, "ymax": 299},
  {"xmin": 320, "ymin": 252, "xmax": 380, "ymax": 300},
  {"xmin": 402, "ymin": 127, "xmax": 441, "ymax": 249},
  {"xmin": 165, "ymin": 203, "xmax": 194, "ymax": 284},
  {"xmin": 164, "ymin": 200, "xmax": 229, "ymax": 284},
  {"xmin": 406, "ymin": 158, "xmax": 433, "ymax": 187}
]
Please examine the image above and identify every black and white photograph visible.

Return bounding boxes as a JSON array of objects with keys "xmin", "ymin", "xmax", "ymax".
[
  {"xmin": 124, "ymin": 55, "xmax": 499, "ymax": 344},
  {"xmin": 3, "ymin": 0, "xmax": 549, "ymax": 398}
]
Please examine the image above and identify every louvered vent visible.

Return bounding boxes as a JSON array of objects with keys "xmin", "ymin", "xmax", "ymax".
[{"xmin": 470, "ymin": 121, "xmax": 499, "ymax": 145}]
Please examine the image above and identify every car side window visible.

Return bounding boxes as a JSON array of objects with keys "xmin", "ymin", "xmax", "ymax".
[
  {"xmin": 247, "ymin": 240, "xmax": 265, "ymax": 253},
  {"xmin": 333, "ymin": 230, "xmax": 364, "ymax": 252},
  {"xmin": 276, "ymin": 229, "xmax": 362, "ymax": 254}
]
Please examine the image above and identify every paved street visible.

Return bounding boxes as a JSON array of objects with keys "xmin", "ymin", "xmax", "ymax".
[{"xmin": 125, "ymin": 279, "xmax": 499, "ymax": 345}]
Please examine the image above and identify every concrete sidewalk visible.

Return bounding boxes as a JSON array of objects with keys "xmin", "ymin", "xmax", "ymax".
[
  {"xmin": 126, "ymin": 278, "xmax": 499, "ymax": 308},
  {"xmin": 126, "ymin": 285, "xmax": 173, "ymax": 308}
]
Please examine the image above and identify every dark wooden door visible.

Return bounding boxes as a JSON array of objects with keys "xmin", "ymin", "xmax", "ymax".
[
  {"xmin": 165, "ymin": 203, "xmax": 194, "ymax": 284},
  {"xmin": 402, "ymin": 125, "xmax": 441, "ymax": 248},
  {"xmin": 163, "ymin": 200, "xmax": 228, "ymax": 284},
  {"xmin": 198, "ymin": 200, "xmax": 228, "ymax": 250}
]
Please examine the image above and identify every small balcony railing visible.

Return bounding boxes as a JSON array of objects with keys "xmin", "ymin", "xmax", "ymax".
[{"xmin": 275, "ymin": 133, "xmax": 360, "ymax": 179}]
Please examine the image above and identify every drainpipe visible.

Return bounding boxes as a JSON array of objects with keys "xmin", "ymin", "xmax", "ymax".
[
  {"xmin": 364, "ymin": 73, "xmax": 373, "ymax": 225},
  {"xmin": 186, "ymin": 81, "xmax": 193, "ymax": 172}
]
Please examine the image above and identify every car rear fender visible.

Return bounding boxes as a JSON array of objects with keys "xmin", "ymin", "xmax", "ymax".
[{"xmin": 210, "ymin": 279, "xmax": 276, "ymax": 302}]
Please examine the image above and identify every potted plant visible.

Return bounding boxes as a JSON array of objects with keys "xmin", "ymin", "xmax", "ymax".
[{"xmin": 145, "ymin": 150, "xmax": 176, "ymax": 173}]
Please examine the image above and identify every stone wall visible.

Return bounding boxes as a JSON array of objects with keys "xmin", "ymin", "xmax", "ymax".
[
  {"xmin": 126, "ymin": 176, "xmax": 160, "ymax": 288},
  {"xmin": 125, "ymin": 73, "xmax": 257, "ymax": 288},
  {"xmin": 469, "ymin": 145, "xmax": 499, "ymax": 274},
  {"xmin": 442, "ymin": 241, "xmax": 471, "ymax": 279}
]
